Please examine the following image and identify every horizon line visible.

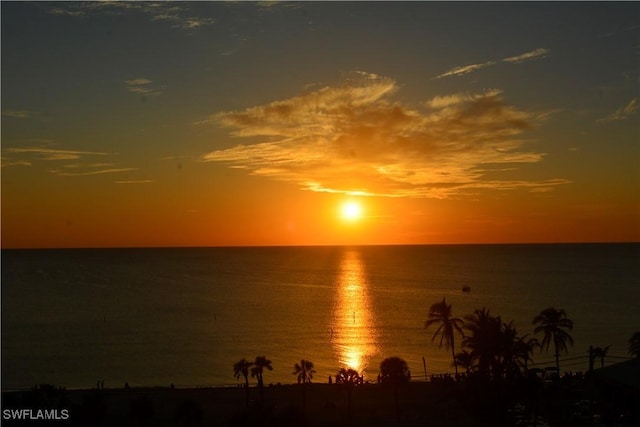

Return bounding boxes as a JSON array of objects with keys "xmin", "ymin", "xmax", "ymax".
[{"xmin": 2, "ymin": 241, "xmax": 638, "ymax": 251}]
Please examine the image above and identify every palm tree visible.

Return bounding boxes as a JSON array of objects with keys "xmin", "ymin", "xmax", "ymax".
[
  {"xmin": 463, "ymin": 307, "xmax": 502, "ymax": 379},
  {"xmin": 498, "ymin": 320, "xmax": 520, "ymax": 380},
  {"xmin": 514, "ymin": 334, "xmax": 539, "ymax": 374},
  {"xmin": 533, "ymin": 307, "xmax": 574, "ymax": 373},
  {"xmin": 425, "ymin": 298, "xmax": 465, "ymax": 375},
  {"xmin": 379, "ymin": 357, "xmax": 411, "ymax": 421},
  {"xmin": 293, "ymin": 359, "xmax": 315, "ymax": 410},
  {"xmin": 233, "ymin": 358, "xmax": 253, "ymax": 408},
  {"xmin": 629, "ymin": 332, "xmax": 640, "ymax": 359},
  {"xmin": 454, "ymin": 350, "xmax": 476, "ymax": 375},
  {"xmin": 335, "ymin": 368, "xmax": 360, "ymax": 417},
  {"xmin": 592, "ymin": 345, "xmax": 611, "ymax": 368},
  {"xmin": 294, "ymin": 359, "xmax": 315, "ymax": 384},
  {"xmin": 250, "ymin": 356, "xmax": 273, "ymax": 406}
]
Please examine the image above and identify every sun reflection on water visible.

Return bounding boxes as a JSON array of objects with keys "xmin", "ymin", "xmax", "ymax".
[{"xmin": 331, "ymin": 249, "xmax": 378, "ymax": 376}]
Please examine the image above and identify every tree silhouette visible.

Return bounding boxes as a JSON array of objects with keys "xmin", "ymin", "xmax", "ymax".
[
  {"xmin": 379, "ymin": 357, "xmax": 411, "ymax": 421},
  {"xmin": 425, "ymin": 298, "xmax": 465, "ymax": 375},
  {"xmin": 461, "ymin": 310, "xmax": 540, "ymax": 381},
  {"xmin": 533, "ymin": 307, "xmax": 574, "ymax": 373},
  {"xmin": 514, "ymin": 334, "xmax": 539, "ymax": 373},
  {"xmin": 293, "ymin": 359, "xmax": 315, "ymax": 385},
  {"xmin": 499, "ymin": 320, "xmax": 521, "ymax": 380},
  {"xmin": 250, "ymin": 356, "xmax": 273, "ymax": 406},
  {"xmin": 233, "ymin": 358, "xmax": 253, "ymax": 408},
  {"xmin": 293, "ymin": 359, "xmax": 315, "ymax": 410},
  {"xmin": 593, "ymin": 345, "xmax": 611, "ymax": 368},
  {"xmin": 629, "ymin": 332, "xmax": 640, "ymax": 359},
  {"xmin": 335, "ymin": 368, "xmax": 360, "ymax": 417},
  {"xmin": 454, "ymin": 350, "xmax": 476, "ymax": 375},
  {"xmin": 463, "ymin": 307, "xmax": 502, "ymax": 379}
]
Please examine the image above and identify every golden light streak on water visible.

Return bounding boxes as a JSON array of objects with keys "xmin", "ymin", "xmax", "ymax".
[{"xmin": 331, "ymin": 249, "xmax": 378, "ymax": 376}]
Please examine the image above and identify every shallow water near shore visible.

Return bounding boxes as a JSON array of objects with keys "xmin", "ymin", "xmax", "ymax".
[{"xmin": 2, "ymin": 243, "xmax": 638, "ymax": 390}]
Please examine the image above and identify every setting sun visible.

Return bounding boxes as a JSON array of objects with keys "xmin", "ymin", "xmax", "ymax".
[{"xmin": 341, "ymin": 201, "xmax": 363, "ymax": 221}]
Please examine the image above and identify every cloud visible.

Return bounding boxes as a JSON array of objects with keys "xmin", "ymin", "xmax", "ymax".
[
  {"xmin": 202, "ymin": 72, "xmax": 567, "ymax": 199},
  {"xmin": 0, "ymin": 159, "xmax": 32, "ymax": 167},
  {"xmin": 45, "ymin": 2, "xmax": 214, "ymax": 31},
  {"xmin": 502, "ymin": 48, "xmax": 549, "ymax": 63},
  {"xmin": 426, "ymin": 90, "xmax": 502, "ymax": 109},
  {"xmin": 597, "ymin": 98, "xmax": 638, "ymax": 123},
  {"xmin": 49, "ymin": 168, "xmax": 137, "ymax": 177},
  {"xmin": 48, "ymin": 7, "xmax": 85, "ymax": 17},
  {"xmin": 3, "ymin": 147, "xmax": 109, "ymax": 161},
  {"xmin": 2, "ymin": 110, "xmax": 35, "ymax": 119},
  {"xmin": 434, "ymin": 61, "xmax": 496, "ymax": 79},
  {"xmin": 1, "ymin": 146, "xmax": 138, "ymax": 178},
  {"xmin": 125, "ymin": 78, "xmax": 153, "ymax": 86},
  {"xmin": 436, "ymin": 48, "xmax": 550, "ymax": 79},
  {"xmin": 124, "ymin": 78, "xmax": 163, "ymax": 95}
]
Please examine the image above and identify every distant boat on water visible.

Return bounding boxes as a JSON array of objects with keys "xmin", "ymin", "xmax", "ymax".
[{"xmin": 462, "ymin": 286, "xmax": 471, "ymax": 293}]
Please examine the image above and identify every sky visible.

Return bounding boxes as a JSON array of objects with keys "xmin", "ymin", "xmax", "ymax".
[{"xmin": 1, "ymin": 1, "xmax": 639, "ymax": 248}]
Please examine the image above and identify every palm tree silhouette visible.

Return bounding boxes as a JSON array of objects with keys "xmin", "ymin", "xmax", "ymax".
[
  {"xmin": 499, "ymin": 320, "xmax": 521, "ymax": 380},
  {"xmin": 379, "ymin": 357, "xmax": 411, "ymax": 421},
  {"xmin": 293, "ymin": 359, "xmax": 315, "ymax": 410},
  {"xmin": 454, "ymin": 350, "xmax": 476, "ymax": 375},
  {"xmin": 462, "ymin": 311, "xmax": 538, "ymax": 380},
  {"xmin": 335, "ymin": 368, "xmax": 360, "ymax": 417},
  {"xmin": 233, "ymin": 358, "xmax": 253, "ymax": 408},
  {"xmin": 514, "ymin": 334, "xmax": 539, "ymax": 374},
  {"xmin": 593, "ymin": 345, "xmax": 611, "ymax": 368},
  {"xmin": 425, "ymin": 298, "xmax": 465, "ymax": 375},
  {"xmin": 629, "ymin": 332, "xmax": 640, "ymax": 359},
  {"xmin": 250, "ymin": 356, "xmax": 273, "ymax": 406},
  {"xmin": 463, "ymin": 307, "xmax": 502, "ymax": 379},
  {"xmin": 533, "ymin": 307, "xmax": 574, "ymax": 373}
]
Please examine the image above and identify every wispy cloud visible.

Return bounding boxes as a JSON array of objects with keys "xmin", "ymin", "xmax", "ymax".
[
  {"xmin": 2, "ymin": 109, "xmax": 35, "ymax": 119},
  {"xmin": 44, "ymin": 2, "xmax": 214, "ymax": 31},
  {"xmin": 1, "ymin": 146, "xmax": 138, "ymax": 179},
  {"xmin": 597, "ymin": 98, "xmax": 638, "ymax": 123},
  {"xmin": 503, "ymin": 48, "xmax": 549, "ymax": 64},
  {"xmin": 435, "ymin": 61, "xmax": 496, "ymax": 79},
  {"xmin": 436, "ymin": 48, "xmax": 549, "ymax": 79},
  {"xmin": 48, "ymin": 7, "xmax": 85, "ymax": 17},
  {"xmin": 125, "ymin": 78, "xmax": 163, "ymax": 95},
  {"xmin": 202, "ymin": 72, "xmax": 567, "ymax": 199},
  {"xmin": 3, "ymin": 147, "xmax": 109, "ymax": 161},
  {"xmin": 50, "ymin": 168, "xmax": 137, "ymax": 177},
  {"xmin": 0, "ymin": 159, "xmax": 32, "ymax": 167}
]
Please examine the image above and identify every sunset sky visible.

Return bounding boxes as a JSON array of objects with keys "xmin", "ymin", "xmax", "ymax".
[{"xmin": 2, "ymin": 1, "xmax": 638, "ymax": 248}]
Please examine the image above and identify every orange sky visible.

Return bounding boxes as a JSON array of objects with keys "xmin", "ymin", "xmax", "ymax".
[{"xmin": 1, "ymin": 2, "xmax": 638, "ymax": 248}]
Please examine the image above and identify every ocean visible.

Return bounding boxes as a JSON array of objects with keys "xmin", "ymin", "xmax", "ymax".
[{"xmin": 1, "ymin": 244, "xmax": 639, "ymax": 390}]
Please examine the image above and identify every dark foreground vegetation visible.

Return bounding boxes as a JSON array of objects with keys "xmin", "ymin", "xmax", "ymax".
[{"xmin": 2, "ymin": 367, "xmax": 639, "ymax": 427}]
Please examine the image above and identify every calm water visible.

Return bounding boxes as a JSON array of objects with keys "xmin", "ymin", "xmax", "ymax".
[{"xmin": 2, "ymin": 244, "xmax": 639, "ymax": 390}]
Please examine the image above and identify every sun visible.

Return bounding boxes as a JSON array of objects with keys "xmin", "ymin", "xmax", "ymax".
[{"xmin": 341, "ymin": 201, "xmax": 363, "ymax": 221}]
